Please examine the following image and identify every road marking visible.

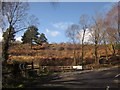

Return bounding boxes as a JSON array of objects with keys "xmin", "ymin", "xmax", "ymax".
[{"xmin": 115, "ymin": 74, "xmax": 120, "ymax": 78}]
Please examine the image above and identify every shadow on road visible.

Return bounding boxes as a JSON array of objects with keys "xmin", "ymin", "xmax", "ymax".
[{"xmin": 24, "ymin": 67, "xmax": 119, "ymax": 89}]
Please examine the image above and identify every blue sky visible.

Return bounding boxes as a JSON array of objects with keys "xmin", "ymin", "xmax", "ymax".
[{"xmin": 15, "ymin": 2, "xmax": 114, "ymax": 43}]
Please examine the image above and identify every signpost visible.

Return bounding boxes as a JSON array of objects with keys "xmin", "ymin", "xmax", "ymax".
[{"xmin": 19, "ymin": 63, "xmax": 26, "ymax": 70}]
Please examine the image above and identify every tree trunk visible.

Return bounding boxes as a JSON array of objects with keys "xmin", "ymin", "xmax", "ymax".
[
  {"xmin": 2, "ymin": 25, "xmax": 12, "ymax": 66},
  {"xmin": 94, "ymin": 41, "xmax": 99, "ymax": 65},
  {"xmin": 104, "ymin": 41, "xmax": 108, "ymax": 61},
  {"xmin": 81, "ymin": 45, "xmax": 84, "ymax": 65},
  {"xmin": 81, "ymin": 28, "xmax": 86, "ymax": 66},
  {"xmin": 111, "ymin": 44, "xmax": 115, "ymax": 55},
  {"xmin": 73, "ymin": 49, "xmax": 76, "ymax": 65},
  {"xmin": 39, "ymin": 61, "xmax": 41, "ymax": 75},
  {"xmin": 2, "ymin": 40, "xmax": 9, "ymax": 65}
]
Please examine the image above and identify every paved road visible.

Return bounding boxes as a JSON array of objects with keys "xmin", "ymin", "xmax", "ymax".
[{"xmin": 26, "ymin": 67, "xmax": 120, "ymax": 89}]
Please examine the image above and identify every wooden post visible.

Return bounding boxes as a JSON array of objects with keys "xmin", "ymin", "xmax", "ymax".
[
  {"xmin": 24, "ymin": 62, "xmax": 27, "ymax": 77},
  {"xmin": 31, "ymin": 61, "xmax": 34, "ymax": 69},
  {"xmin": 39, "ymin": 61, "xmax": 41, "ymax": 75}
]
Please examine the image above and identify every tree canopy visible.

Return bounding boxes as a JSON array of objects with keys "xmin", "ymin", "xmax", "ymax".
[
  {"xmin": 1, "ymin": 2, "xmax": 29, "ymax": 65},
  {"xmin": 35, "ymin": 33, "xmax": 48, "ymax": 45},
  {"xmin": 22, "ymin": 26, "xmax": 48, "ymax": 45},
  {"xmin": 3, "ymin": 26, "xmax": 15, "ymax": 43},
  {"xmin": 22, "ymin": 25, "xmax": 39, "ymax": 44}
]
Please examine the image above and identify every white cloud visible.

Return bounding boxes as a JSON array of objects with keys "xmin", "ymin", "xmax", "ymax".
[
  {"xmin": 45, "ymin": 28, "xmax": 60, "ymax": 37},
  {"xmin": 16, "ymin": 36, "xmax": 22, "ymax": 42},
  {"xmin": 53, "ymin": 22, "xmax": 73, "ymax": 30},
  {"xmin": 77, "ymin": 28, "xmax": 91, "ymax": 43},
  {"xmin": 46, "ymin": 28, "xmax": 50, "ymax": 33},
  {"xmin": 51, "ymin": 31, "xmax": 60, "ymax": 37}
]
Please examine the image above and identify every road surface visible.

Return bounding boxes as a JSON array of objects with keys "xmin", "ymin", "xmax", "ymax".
[{"xmin": 26, "ymin": 66, "xmax": 120, "ymax": 89}]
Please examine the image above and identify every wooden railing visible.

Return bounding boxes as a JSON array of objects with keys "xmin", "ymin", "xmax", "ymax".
[{"xmin": 3, "ymin": 61, "xmax": 82, "ymax": 78}]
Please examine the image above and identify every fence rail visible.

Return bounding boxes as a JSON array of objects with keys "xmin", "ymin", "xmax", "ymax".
[{"xmin": 3, "ymin": 61, "xmax": 83, "ymax": 77}]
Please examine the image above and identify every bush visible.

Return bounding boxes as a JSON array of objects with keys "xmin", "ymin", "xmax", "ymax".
[
  {"xmin": 57, "ymin": 47, "xmax": 64, "ymax": 51},
  {"xmin": 115, "ymin": 44, "xmax": 120, "ymax": 50}
]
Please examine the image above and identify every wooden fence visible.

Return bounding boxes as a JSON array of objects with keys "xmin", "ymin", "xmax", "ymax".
[{"xmin": 3, "ymin": 61, "xmax": 77, "ymax": 78}]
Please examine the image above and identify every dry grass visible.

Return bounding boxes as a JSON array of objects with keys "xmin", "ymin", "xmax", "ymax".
[{"xmin": 8, "ymin": 43, "xmax": 119, "ymax": 66}]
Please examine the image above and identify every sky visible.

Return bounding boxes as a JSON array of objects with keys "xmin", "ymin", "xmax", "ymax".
[{"xmin": 1, "ymin": 2, "xmax": 115, "ymax": 43}]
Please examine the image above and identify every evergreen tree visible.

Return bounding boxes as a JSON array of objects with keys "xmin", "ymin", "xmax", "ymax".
[
  {"xmin": 35, "ymin": 33, "xmax": 48, "ymax": 45},
  {"xmin": 22, "ymin": 25, "xmax": 39, "ymax": 44},
  {"xmin": 2, "ymin": 26, "xmax": 15, "ymax": 64},
  {"xmin": 3, "ymin": 26, "xmax": 15, "ymax": 44}
]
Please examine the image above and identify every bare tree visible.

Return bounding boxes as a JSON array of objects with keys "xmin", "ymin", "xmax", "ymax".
[
  {"xmin": 105, "ymin": 3, "xmax": 119, "ymax": 55},
  {"xmin": 79, "ymin": 14, "xmax": 89, "ymax": 65},
  {"xmin": 66, "ymin": 24, "xmax": 79, "ymax": 65},
  {"xmin": 0, "ymin": 1, "xmax": 5, "ymax": 32},
  {"xmin": 90, "ymin": 13, "xmax": 103, "ymax": 65},
  {"xmin": 101, "ymin": 20, "xmax": 109, "ymax": 61},
  {"xmin": 1, "ymin": 2, "xmax": 30, "ymax": 65}
]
